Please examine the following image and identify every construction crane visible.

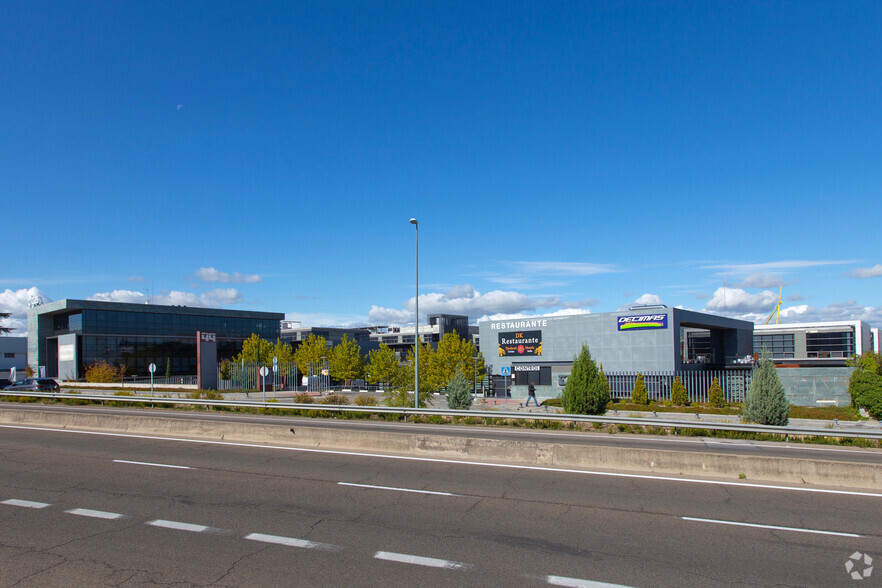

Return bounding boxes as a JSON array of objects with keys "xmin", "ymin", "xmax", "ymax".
[{"xmin": 765, "ymin": 285, "xmax": 783, "ymax": 325}]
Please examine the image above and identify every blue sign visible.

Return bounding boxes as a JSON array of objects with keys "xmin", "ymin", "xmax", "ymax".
[
  {"xmin": 500, "ymin": 366, "xmax": 511, "ymax": 376},
  {"xmin": 617, "ymin": 314, "xmax": 668, "ymax": 331}
]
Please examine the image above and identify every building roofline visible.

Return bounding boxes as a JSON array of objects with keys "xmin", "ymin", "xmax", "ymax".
[{"xmin": 28, "ymin": 299, "xmax": 284, "ymax": 320}]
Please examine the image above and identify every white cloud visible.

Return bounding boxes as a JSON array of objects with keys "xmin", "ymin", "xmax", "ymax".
[
  {"xmin": 731, "ymin": 273, "xmax": 783, "ymax": 289},
  {"xmin": 618, "ymin": 293, "xmax": 665, "ymax": 310},
  {"xmin": 194, "ymin": 267, "xmax": 262, "ymax": 284},
  {"xmin": 510, "ymin": 261, "xmax": 618, "ymax": 276},
  {"xmin": 704, "ymin": 287, "xmax": 779, "ymax": 314},
  {"xmin": 704, "ymin": 259, "xmax": 854, "ymax": 276},
  {"xmin": 851, "ymin": 264, "xmax": 882, "ymax": 279},
  {"xmin": 0, "ymin": 287, "xmax": 53, "ymax": 336},
  {"xmin": 367, "ymin": 284, "xmax": 594, "ymax": 325},
  {"xmin": 89, "ymin": 288, "xmax": 243, "ymax": 308}
]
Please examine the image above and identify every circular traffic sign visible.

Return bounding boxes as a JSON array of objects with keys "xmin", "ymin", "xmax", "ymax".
[
  {"xmin": 259, "ymin": 366, "xmax": 269, "ymax": 377},
  {"xmin": 148, "ymin": 363, "xmax": 156, "ymax": 374}
]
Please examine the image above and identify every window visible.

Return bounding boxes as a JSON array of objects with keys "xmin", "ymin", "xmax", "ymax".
[
  {"xmin": 806, "ymin": 330, "xmax": 854, "ymax": 358},
  {"xmin": 753, "ymin": 334, "xmax": 795, "ymax": 358},
  {"xmin": 4, "ymin": 353, "xmax": 14, "ymax": 358}
]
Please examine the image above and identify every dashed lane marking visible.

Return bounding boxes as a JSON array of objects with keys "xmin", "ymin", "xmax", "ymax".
[
  {"xmin": 245, "ymin": 533, "xmax": 338, "ymax": 550},
  {"xmin": 338, "ymin": 482, "xmax": 461, "ymax": 496},
  {"xmin": 147, "ymin": 519, "xmax": 212, "ymax": 533},
  {"xmin": 66, "ymin": 508, "xmax": 125, "ymax": 520},
  {"xmin": 113, "ymin": 459, "xmax": 191, "ymax": 469},
  {"xmin": 546, "ymin": 575, "xmax": 633, "ymax": 587},
  {"xmin": 1, "ymin": 499, "xmax": 51, "ymax": 509},
  {"xmin": 374, "ymin": 550, "xmax": 472, "ymax": 570}
]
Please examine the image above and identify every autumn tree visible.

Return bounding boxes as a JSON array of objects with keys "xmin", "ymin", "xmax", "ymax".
[
  {"xmin": 366, "ymin": 344, "xmax": 405, "ymax": 389},
  {"xmin": 427, "ymin": 332, "xmax": 482, "ymax": 391},
  {"xmin": 671, "ymin": 376, "xmax": 688, "ymax": 406},
  {"xmin": 329, "ymin": 334, "xmax": 364, "ymax": 385},
  {"xmin": 293, "ymin": 333, "xmax": 330, "ymax": 376},
  {"xmin": 631, "ymin": 373, "xmax": 649, "ymax": 405},
  {"xmin": 235, "ymin": 334, "xmax": 275, "ymax": 364}
]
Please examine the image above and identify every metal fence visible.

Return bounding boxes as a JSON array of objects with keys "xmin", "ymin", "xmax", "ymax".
[
  {"xmin": 128, "ymin": 375, "xmax": 198, "ymax": 386},
  {"xmin": 217, "ymin": 361, "xmax": 299, "ymax": 391},
  {"xmin": 605, "ymin": 369, "xmax": 753, "ymax": 404}
]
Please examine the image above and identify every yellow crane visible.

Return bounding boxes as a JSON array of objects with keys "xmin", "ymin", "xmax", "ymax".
[{"xmin": 765, "ymin": 285, "xmax": 783, "ymax": 325}]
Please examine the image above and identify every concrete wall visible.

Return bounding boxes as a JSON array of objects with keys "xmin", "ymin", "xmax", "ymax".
[{"xmin": 777, "ymin": 366, "xmax": 854, "ymax": 407}]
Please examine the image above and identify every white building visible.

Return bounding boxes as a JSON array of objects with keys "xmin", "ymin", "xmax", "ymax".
[{"xmin": 754, "ymin": 321, "xmax": 874, "ymax": 365}]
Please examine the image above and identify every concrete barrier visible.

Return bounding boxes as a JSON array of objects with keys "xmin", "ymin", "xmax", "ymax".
[{"xmin": 1, "ymin": 407, "xmax": 879, "ymax": 490}]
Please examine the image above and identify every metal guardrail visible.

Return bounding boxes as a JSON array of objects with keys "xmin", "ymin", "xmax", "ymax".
[{"xmin": 2, "ymin": 391, "xmax": 881, "ymax": 440}]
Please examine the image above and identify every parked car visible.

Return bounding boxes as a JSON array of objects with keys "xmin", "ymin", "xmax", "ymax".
[{"xmin": 3, "ymin": 378, "xmax": 60, "ymax": 392}]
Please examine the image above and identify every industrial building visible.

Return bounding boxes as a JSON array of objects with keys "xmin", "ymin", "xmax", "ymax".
[
  {"xmin": 753, "ymin": 320, "xmax": 875, "ymax": 366},
  {"xmin": 478, "ymin": 306, "xmax": 753, "ymax": 396},
  {"xmin": 27, "ymin": 299, "xmax": 284, "ymax": 380}
]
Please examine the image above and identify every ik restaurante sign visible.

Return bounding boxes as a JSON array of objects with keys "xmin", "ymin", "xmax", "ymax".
[{"xmin": 498, "ymin": 330, "xmax": 542, "ymax": 356}]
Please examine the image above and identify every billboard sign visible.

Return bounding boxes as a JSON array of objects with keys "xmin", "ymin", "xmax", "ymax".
[
  {"xmin": 498, "ymin": 330, "xmax": 542, "ymax": 356},
  {"xmin": 617, "ymin": 314, "xmax": 668, "ymax": 331}
]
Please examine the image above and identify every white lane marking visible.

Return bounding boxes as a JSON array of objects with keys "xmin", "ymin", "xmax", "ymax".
[
  {"xmin": 338, "ymin": 482, "xmax": 460, "ymax": 496},
  {"xmin": 65, "ymin": 508, "xmax": 125, "ymax": 520},
  {"xmin": 374, "ymin": 550, "xmax": 471, "ymax": 570},
  {"xmin": 1, "ymin": 499, "xmax": 51, "ymax": 509},
  {"xmin": 113, "ymin": 459, "xmax": 191, "ymax": 469},
  {"xmin": 148, "ymin": 519, "xmax": 210, "ymax": 533},
  {"xmin": 245, "ymin": 533, "xmax": 337, "ymax": 550},
  {"xmin": 681, "ymin": 516, "xmax": 861, "ymax": 538},
  {"xmin": 3, "ymin": 424, "xmax": 882, "ymax": 499},
  {"xmin": 547, "ymin": 575, "xmax": 633, "ymax": 587}
]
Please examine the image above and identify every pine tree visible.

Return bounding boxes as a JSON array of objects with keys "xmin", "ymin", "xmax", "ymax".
[
  {"xmin": 741, "ymin": 355, "xmax": 789, "ymax": 425},
  {"xmin": 561, "ymin": 344, "xmax": 607, "ymax": 415},
  {"xmin": 446, "ymin": 368, "xmax": 473, "ymax": 410},
  {"xmin": 671, "ymin": 376, "xmax": 688, "ymax": 405},
  {"xmin": 708, "ymin": 377, "xmax": 725, "ymax": 408},
  {"xmin": 631, "ymin": 373, "xmax": 648, "ymax": 405}
]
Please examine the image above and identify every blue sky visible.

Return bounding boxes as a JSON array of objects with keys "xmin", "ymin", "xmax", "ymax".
[{"xmin": 2, "ymin": 1, "xmax": 881, "ymax": 334}]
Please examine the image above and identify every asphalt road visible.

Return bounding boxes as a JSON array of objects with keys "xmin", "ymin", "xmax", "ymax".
[
  {"xmin": 8, "ymin": 402, "xmax": 882, "ymax": 466},
  {"xmin": 0, "ymin": 423, "xmax": 880, "ymax": 586}
]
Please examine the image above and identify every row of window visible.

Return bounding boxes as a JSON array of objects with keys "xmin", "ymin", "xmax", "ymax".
[{"xmin": 51, "ymin": 310, "xmax": 279, "ymax": 340}]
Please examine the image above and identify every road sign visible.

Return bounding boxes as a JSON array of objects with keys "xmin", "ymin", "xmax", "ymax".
[
  {"xmin": 259, "ymin": 366, "xmax": 269, "ymax": 377},
  {"xmin": 273, "ymin": 356, "xmax": 278, "ymax": 365},
  {"xmin": 148, "ymin": 363, "xmax": 156, "ymax": 374},
  {"xmin": 500, "ymin": 366, "xmax": 511, "ymax": 376}
]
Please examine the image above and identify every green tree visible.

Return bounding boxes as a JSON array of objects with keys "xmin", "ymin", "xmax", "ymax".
[
  {"xmin": 849, "ymin": 353, "xmax": 882, "ymax": 418},
  {"xmin": 561, "ymin": 344, "xmax": 608, "ymax": 415},
  {"xmin": 219, "ymin": 359, "xmax": 232, "ymax": 382},
  {"xmin": 403, "ymin": 340, "xmax": 434, "ymax": 395},
  {"xmin": 235, "ymin": 333, "xmax": 275, "ymax": 364},
  {"xmin": 428, "ymin": 332, "xmax": 481, "ymax": 391},
  {"xmin": 330, "ymin": 334, "xmax": 364, "ymax": 385},
  {"xmin": 671, "ymin": 376, "xmax": 689, "ymax": 406},
  {"xmin": 0, "ymin": 312, "xmax": 14, "ymax": 335},
  {"xmin": 741, "ymin": 355, "xmax": 789, "ymax": 425},
  {"xmin": 293, "ymin": 333, "xmax": 330, "ymax": 376},
  {"xmin": 446, "ymin": 368, "xmax": 473, "ymax": 410},
  {"xmin": 631, "ymin": 373, "xmax": 649, "ymax": 405},
  {"xmin": 366, "ymin": 344, "xmax": 405, "ymax": 389},
  {"xmin": 708, "ymin": 377, "xmax": 726, "ymax": 408}
]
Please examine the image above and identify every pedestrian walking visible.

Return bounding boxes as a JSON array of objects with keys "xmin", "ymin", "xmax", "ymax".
[{"xmin": 525, "ymin": 381, "xmax": 539, "ymax": 406}]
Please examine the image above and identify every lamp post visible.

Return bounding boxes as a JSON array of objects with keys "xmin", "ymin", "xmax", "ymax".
[{"xmin": 409, "ymin": 217, "xmax": 419, "ymax": 409}]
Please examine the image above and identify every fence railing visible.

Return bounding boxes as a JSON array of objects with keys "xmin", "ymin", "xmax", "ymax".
[
  {"xmin": 128, "ymin": 375, "xmax": 198, "ymax": 386},
  {"xmin": 217, "ymin": 361, "xmax": 299, "ymax": 391},
  {"xmin": 605, "ymin": 369, "xmax": 752, "ymax": 404},
  {"xmin": 2, "ymin": 390, "xmax": 879, "ymax": 440}
]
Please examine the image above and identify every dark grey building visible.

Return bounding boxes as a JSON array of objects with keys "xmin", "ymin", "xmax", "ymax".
[{"xmin": 28, "ymin": 299, "xmax": 283, "ymax": 379}]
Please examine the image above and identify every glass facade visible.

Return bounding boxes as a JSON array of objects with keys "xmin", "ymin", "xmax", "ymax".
[
  {"xmin": 753, "ymin": 333, "xmax": 795, "ymax": 358},
  {"xmin": 47, "ymin": 307, "xmax": 280, "ymax": 377},
  {"xmin": 805, "ymin": 330, "xmax": 854, "ymax": 358}
]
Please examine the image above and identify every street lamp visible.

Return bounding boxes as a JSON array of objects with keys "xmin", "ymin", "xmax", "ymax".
[{"xmin": 410, "ymin": 217, "xmax": 419, "ymax": 409}]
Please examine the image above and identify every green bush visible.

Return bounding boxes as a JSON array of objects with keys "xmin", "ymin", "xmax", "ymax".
[
  {"xmin": 708, "ymin": 377, "xmax": 726, "ymax": 408},
  {"xmin": 293, "ymin": 393, "xmax": 314, "ymax": 404},
  {"xmin": 320, "ymin": 393, "xmax": 349, "ymax": 405},
  {"xmin": 741, "ymin": 356, "xmax": 789, "ymax": 425},
  {"xmin": 671, "ymin": 376, "xmax": 688, "ymax": 406},
  {"xmin": 631, "ymin": 373, "xmax": 648, "ymax": 405},
  {"xmin": 849, "ymin": 359, "xmax": 882, "ymax": 418},
  {"xmin": 446, "ymin": 369, "xmax": 473, "ymax": 410},
  {"xmin": 542, "ymin": 397, "xmax": 562, "ymax": 407}
]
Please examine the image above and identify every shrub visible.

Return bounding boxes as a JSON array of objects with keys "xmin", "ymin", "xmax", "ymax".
[
  {"xmin": 320, "ymin": 393, "xmax": 349, "ymax": 405},
  {"xmin": 85, "ymin": 361, "xmax": 125, "ymax": 383},
  {"xmin": 542, "ymin": 397, "xmax": 562, "ymax": 407},
  {"xmin": 849, "ymin": 354, "xmax": 882, "ymax": 418},
  {"xmin": 708, "ymin": 377, "xmax": 726, "ymax": 408},
  {"xmin": 631, "ymin": 373, "xmax": 648, "ymax": 405},
  {"xmin": 446, "ymin": 368, "xmax": 473, "ymax": 410},
  {"xmin": 353, "ymin": 393, "xmax": 379, "ymax": 406},
  {"xmin": 741, "ymin": 355, "xmax": 789, "ymax": 425},
  {"xmin": 671, "ymin": 376, "xmax": 688, "ymax": 406},
  {"xmin": 293, "ymin": 393, "xmax": 314, "ymax": 404},
  {"xmin": 561, "ymin": 344, "xmax": 609, "ymax": 415}
]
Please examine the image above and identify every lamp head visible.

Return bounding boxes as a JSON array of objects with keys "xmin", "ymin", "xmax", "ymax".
[{"xmin": 409, "ymin": 218, "xmax": 418, "ymax": 225}]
